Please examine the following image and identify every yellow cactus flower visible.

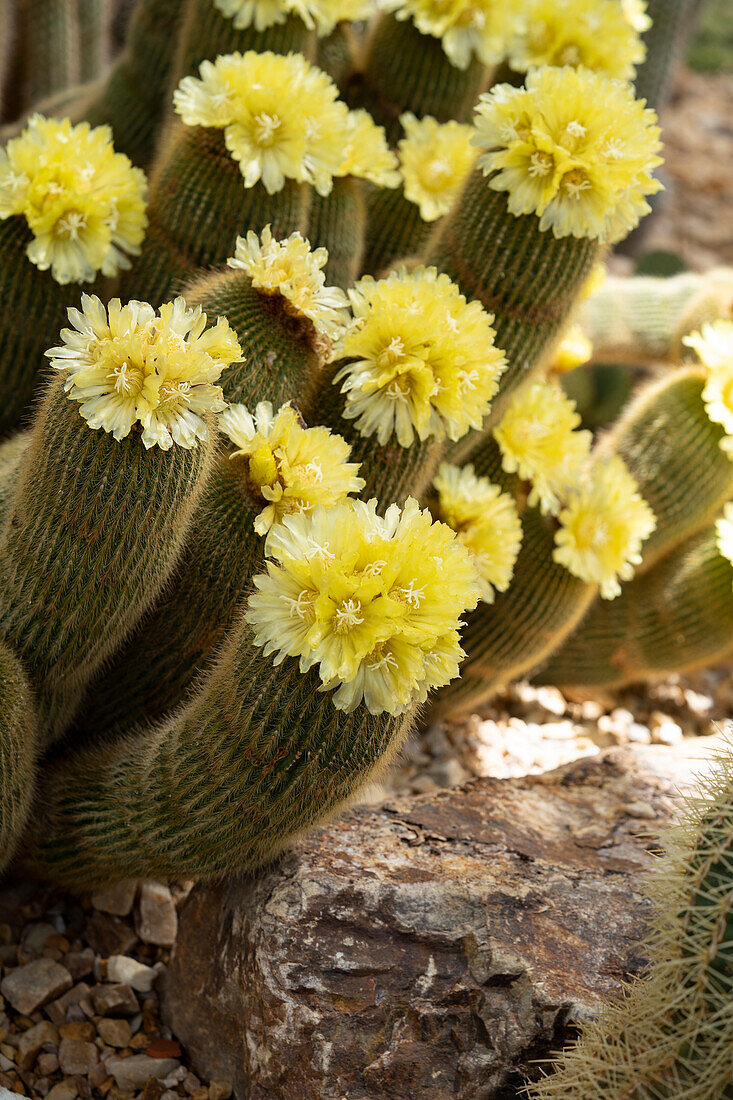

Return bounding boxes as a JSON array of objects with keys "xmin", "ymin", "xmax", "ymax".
[
  {"xmin": 493, "ymin": 380, "xmax": 592, "ymax": 515},
  {"xmin": 336, "ymin": 111, "xmax": 400, "ymax": 188},
  {"xmin": 553, "ymin": 456, "xmax": 656, "ymax": 598},
  {"xmin": 620, "ymin": 0, "xmax": 651, "ymax": 33},
  {"xmin": 473, "ymin": 67, "xmax": 664, "ymax": 243},
  {"xmin": 716, "ymin": 503, "xmax": 733, "ymax": 568},
  {"xmin": 173, "ymin": 52, "xmax": 351, "ymax": 195},
  {"xmin": 378, "ymin": 0, "xmax": 512, "ymax": 68},
  {"xmin": 214, "ymin": 0, "xmax": 373, "ymax": 34},
  {"xmin": 551, "ymin": 323, "xmax": 593, "ymax": 373},
  {"xmin": 219, "ymin": 401, "xmax": 365, "ymax": 535},
  {"xmin": 508, "ymin": 0, "xmax": 646, "ymax": 80},
  {"xmin": 332, "ymin": 267, "xmax": 506, "ymax": 447},
  {"xmin": 398, "ymin": 113, "xmax": 476, "ymax": 221},
  {"xmin": 228, "ymin": 226, "xmax": 350, "ymax": 339},
  {"xmin": 433, "ymin": 463, "xmax": 522, "ymax": 603},
  {"xmin": 47, "ymin": 295, "xmax": 241, "ymax": 449},
  {"xmin": 684, "ymin": 321, "xmax": 733, "ymax": 452},
  {"xmin": 247, "ymin": 497, "xmax": 480, "ymax": 714},
  {"xmin": 214, "ymin": 0, "xmax": 293, "ymax": 30},
  {"xmin": 0, "ymin": 115, "xmax": 147, "ymax": 284}
]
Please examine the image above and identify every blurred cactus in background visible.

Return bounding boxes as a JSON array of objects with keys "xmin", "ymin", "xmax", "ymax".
[{"xmin": 0, "ymin": 0, "xmax": 728, "ymax": 900}]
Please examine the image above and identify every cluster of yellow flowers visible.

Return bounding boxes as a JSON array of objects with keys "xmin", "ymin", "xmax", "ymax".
[
  {"xmin": 220, "ymin": 401, "xmax": 365, "ymax": 536},
  {"xmin": 173, "ymin": 51, "xmax": 395, "ymax": 196},
  {"xmin": 432, "ymin": 463, "xmax": 523, "ymax": 603},
  {"xmin": 397, "ymin": 114, "xmax": 476, "ymax": 222},
  {"xmin": 247, "ymin": 497, "xmax": 480, "ymax": 713},
  {"xmin": 473, "ymin": 66, "xmax": 663, "ymax": 242},
  {"xmin": 332, "ymin": 267, "xmax": 506, "ymax": 447},
  {"xmin": 215, "ymin": 0, "xmax": 372, "ymax": 35},
  {"xmin": 507, "ymin": 0, "xmax": 646, "ymax": 80},
  {"xmin": 47, "ymin": 295, "xmax": 241, "ymax": 449},
  {"xmin": 684, "ymin": 321, "xmax": 733, "ymax": 456},
  {"xmin": 378, "ymin": 0, "xmax": 511, "ymax": 68},
  {"xmin": 0, "ymin": 116, "xmax": 147, "ymax": 285},
  {"xmin": 228, "ymin": 226, "xmax": 350, "ymax": 339},
  {"xmin": 494, "ymin": 379, "xmax": 655, "ymax": 597},
  {"xmin": 716, "ymin": 503, "xmax": 733, "ymax": 570}
]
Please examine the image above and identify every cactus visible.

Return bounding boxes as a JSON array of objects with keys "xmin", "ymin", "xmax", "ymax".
[
  {"xmin": 529, "ymin": 746, "xmax": 733, "ymax": 1100},
  {"xmin": 3, "ymin": 0, "xmax": 730, "ymax": 889},
  {"xmin": 0, "ymin": 638, "xmax": 38, "ymax": 877},
  {"xmin": 18, "ymin": 0, "xmax": 82, "ymax": 111}
]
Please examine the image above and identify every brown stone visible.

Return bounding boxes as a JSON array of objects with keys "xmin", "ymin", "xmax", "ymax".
[
  {"xmin": 136, "ymin": 885, "xmax": 177, "ymax": 947},
  {"xmin": 45, "ymin": 983, "xmax": 93, "ymax": 1025},
  {"xmin": 163, "ymin": 743, "xmax": 719, "ymax": 1100},
  {"xmin": 1, "ymin": 960, "xmax": 73, "ymax": 1015},
  {"xmin": 90, "ymin": 984, "xmax": 139, "ymax": 1017},
  {"xmin": 59, "ymin": 1021, "xmax": 96, "ymax": 1042},
  {"xmin": 91, "ymin": 883, "xmax": 139, "ymax": 918},
  {"xmin": 16, "ymin": 1020, "xmax": 59, "ymax": 1071},
  {"xmin": 96, "ymin": 1018, "xmax": 132, "ymax": 1048},
  {"xmin": 146, "ymin": 1039, "xmax": 181, "ymax": 1059},
  {"xmin": 84, "ymin": 913, "xmax": 137, "ymax": 958},
  {"xmin": 58, "ymin": 1037, "xmax": 99, "ymax": 1075}
]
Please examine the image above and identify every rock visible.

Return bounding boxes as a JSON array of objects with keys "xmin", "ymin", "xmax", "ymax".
[
  {"xmin": 18, "ymin": 923, "xmax": 57, "ymax": 964},
  {"xmin": 106, "ymin": 955, "xmax": 158, "ymax": 993},
  {"xmin": 649, "ymin": 711, "xmax": 684, "ymax": 746},
  {"xmin": 146, "ymin": 1039, "xmax": 181, "ymax": 1059},
  {"xmin": 84, "ymin": 912, "xmax": 137, "ymax": 957},
  {"xmin": 96, "ymin": 1018, "xmax": 132, "ymax": 1048},
  {"xmin": 61, "ymin": 949, "xmax": 95, "ymax": 982},
  {"xmin": 137, "ymin": 884, "xmax": 178, "ymax": 947},
  {"xmin": 208, "ymin": 1083, "xmax": 233, "ymax": 1100},
  {"xmin": 106, "ymin": 1054, "xmax": 179, "ymax": 1091},
  {"xmin": 37, "ymin": 1051, "xmax": 59, "ymax": 1075},
  {"xmin": 164, "ymin": 742, "xmax": 721, "ymax": 1100},
  {"xmin": 59, "ymin": 1020, "xmax": 96, "ymax": 1041},
  {"xmin": 91, "ymin": 882, "xmax": 138, "ymax": 918},
  {"xmin": 45, "ymin": 982, "xmax": 93, "ymax": 1025},
  {"xmin": 45, "ymin": 1082, "xmax": 79, "ymax": 1100},
  {"xmin": 16, "ymin": 1020, "xmax": 59, "ymax": 1071},
  {"xmin": 58, "ymin": 1037, "xmax": 99, "ymax": 1075},
  {"xmin": 90, "ymin": 983, "xmax": 139, "ymax": 1017},
  {"xmin": 1, "ymin": 959, "xmax": 72, "ymax": 1015}
]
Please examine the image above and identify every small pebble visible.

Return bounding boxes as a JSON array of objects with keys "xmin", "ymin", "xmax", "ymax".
[
  {"xmin": 625, "ymin": 800, "xmax": 658, "ymax": 820},
  {"xmin": 106, "ymin": 955, "xmax": 158, "ymax": 993},
  {"xmin": 136, "ymin": 884, "xmax": 178, "ymax": 947},
  {"xmin": 107, "ymin": 1053, "xmax": 180, "ymax": 1091},
  {"xmin": 16, "ymin": 1019, "xmax": 59, "ymax": 1071},
  {"xmin": 58, "ymin": 1037, "xmax": 99, "ymax": 1075},
  {"xmin": 1, "ymin": 959, "xmax": 73, "ymax": 1015},
  {"xmin": 96, "ymin": 1018, "xmax": 132, "ymax": 1049},
  {"xmin": 91, "ymin": 883, "xmax": 138, "ymax": 918},
  {"xmin": 91, "ymin": 984, "xmax": 139, "ymax": 1017}
]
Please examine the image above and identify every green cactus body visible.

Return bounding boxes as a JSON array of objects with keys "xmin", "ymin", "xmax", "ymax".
[
  {"xmin": 316, "ymin": 22, "xmax": 358, "ymax": 90},
  {"xmin": 83, "ymin": 0, "xmax": 186, "ymax": 168},
  {"xmin": 0, "ymin": 378, "xmax": 215, "ymax": 740},
  {"xmin": 601, "ymin": 369, "xmax": 733, "ymax": 569},
  {"xmin": 431, "ymin": 505, "xmax": 595, "ymax": 718},
  {"xmin": 307, "ymin": 178, "xmax": 367, "ymax": 289},
  {"xmin": 76, "ymin": 272, "xmax": 330, "ymax": 732},
  {"xmin": 78, "ymin": 0, "xmax": 114, "ymax": 82},
  {"xmin": 29, "ymin": 627, "xmax": 412, "ymax": 886},
  {"xmin": 0, "ymin": 638, "xmax": 38, "ymax": 876},
  {"xmin": 173, "ymin": 0, "xmax": 317, "ymax": 85},
  {"xmin": 578, "ymin": 271, "xmax": 725, "ymax": 366},
  {"xmin": 362, "ymin": 185, "xmax": 432, "ymax": 278},
  {"xmin": 537, "ymin": 525, "xmax": 733, "ymax": 691},
  {"xmin": 529, "ymin": 752, "xmax": 733, "ymax": 1100},
  {"xmin": 425, "ymin": 171, "xmax": 599, "ymax": 452},
  {"xmin": 357, "ymin": 14, "xmax": 486, "ymax": 142},
  {"xmin": 121, "ymin": 124, "xmax": 311, "ymax": 306},
  {"xmin": 0, "ymin": 218, "xmax": 109, "ymax": 439},
  {"xmin": 19, "ymin": 0, "xmax": 81, "ymax": 111},
  {"xmin": 635, "ymin": 0, "xmax": 696, "ymax": 109}
]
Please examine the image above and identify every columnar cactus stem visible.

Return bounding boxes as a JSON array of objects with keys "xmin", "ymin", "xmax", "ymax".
[
  {"xmin": 635, "ymin": 0, "xmax": 697, "ymax": 108},
  {"xmin": 356, "ymin": 14, "xmax": 486, "ymax": 142},
  {"xmin": 600, "ymin": 369, "xmax": 733, "ymax": 568},
  {"xmin": 0, "ymin": 639, "xmax": 38, "ymax": 876},
  {"xmin": 28, "ymin": 624, "xmax": 412, "ymax": 886},
  {"xmin": 431, "ymin": 505, "xmax": 595, "ymax": 718},
  {"xmin": 317, "ymin": 21, "xmax": 358, "ymax": 89},
  {"xmin": 78, "ymin": 0, "xmax": 115, "ymax": 82},
  {"xmin": 19, "ymin": 0, "xmax": 81, "ymax": 111},
  {"xmin": 84, "ymin": 0, "xmax": 186, "ymax": 168},
  {"xmin": 362, "ymin": 185, "xmax": 431, "ymax": 277},
  {"xmin": 120, "ymin": 125, "xmax": 310, "ymax": 305},
  {"xmin": 537, "ymin": 524, "xmax": 733, "ymax": 691},
  {"xmin": 308, "ymin": 179, "xmax": 367, "ymax": 288},
  {"xmin": 173, "ymin": 0, "xmax": 317, "ymax": 85},
  {"xmin": 0, "ymin": 377, "xmax": 216, "ymax": 740},
  {"xmin": 426, "ymin": 173, "xmax": 599, "ymax": 443}
]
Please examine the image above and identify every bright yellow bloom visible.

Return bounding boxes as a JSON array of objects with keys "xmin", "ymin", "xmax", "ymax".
[
  {"xmin": 553, "ymin": 456, "xmax": 656, "ymax": 598},
  {"xmin": 214, "ymin": 0, "xmax": 373, "ymax": 34},
  {"xmin": 47, "ymin": 295, "xmax": 241, "ymax": 449},
  {"xmin": 493, "ymin": 380, "xmax": 592, "ymax": 515},
  {"xmin": 716, "ymin": 503, "xmax": 733, "ymax": 568},
  {"xmin": 473, "ymin": 66, "xmax": 663, "ymax": 243},
  {"xmin": 0, "ymin": 115, "xmax": 147, "ymax": 284},
  {"xmin": 508, "ymin": 0, "xmax": 646, "ymax": 79},
  {"xmin": 214, "ymin": 0, "xmax": 293, "ymax": 30},
  {"xmin": 432, "ymin": 463, "xmax": 522, "ymax": 603},
  {"xmin": 684, "ymin": 321, "xmax": 733, "ymax": 454},
  {"xmin": 620, "ymin": 0, "xmax": 651, "ymax": 33},
  {"xmin": 247, "ymin": 496, "xmax": 480, "ymax": 714},
  {"xmin": 228, "ymin": 226, "xmax": 350, "ymax": 339},
  {"xmin": 551, "ymin": 323, "xmax": 593, "ymax": 373},
  {"xmin": 173, "ymin": 52, "xmax": 351, "ymax": 195},
  {"xmin": 398, "ymin": 113, "xmax": 476, "ymax": 221},
  {"xmin": 219, "ymin": 401, "xmax": 365, "ymax": 536},
  {"xmin": 378, "ymin": 0, "xmax": 512, "ymax": 67},
  {"xmin": 336, "ymin": 111, "xmax": 400, "ymax": 188},
  {"xmin": 332, "ymin": 267, "xmax": 506, "ymax": 447}
]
